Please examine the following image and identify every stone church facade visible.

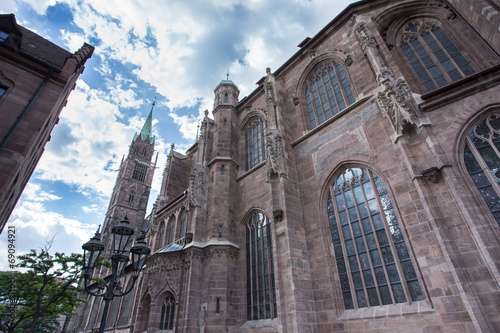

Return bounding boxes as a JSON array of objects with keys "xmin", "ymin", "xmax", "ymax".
[{"xmin": 71, "ymin": 0, "xmax": 500, "ymax": 332}]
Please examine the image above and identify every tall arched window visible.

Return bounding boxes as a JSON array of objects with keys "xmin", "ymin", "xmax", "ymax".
[
  {"xmin": 305, "ymin": 61, "xmax": 355, "ymax": 129},
  {"xmin": 246, "ymin": 212, "xmax": 277, "ymax": 320},
  {"xmin": 117, "ymin": 280, "xmax": 135, "ymax": 326},
  {"xmin": 245, "ymin": 117, "xmax": 266, "ymax": 171},
  {"xmin": 399, "ymin": 19, "xmax": 474, "ymax": 92},
  {"xmin": 105, "ymin": 297, "xmax": 122, "ymax": 328},
  {"xmin": 157, "ymin": 221, "xmax": 165, "ymax": 250},
  {"xmin": 178, "ymin": 210, "xmax": 187, "ymax": 239},
  {"xmin": 166, "ymin": 216, "xmax": 175, "ymax": 245},
  {"xmin": 463, "ymin": 113, "xmax": 500, "ymax": 226},
  {"xmin": 327, "ymin": 167, "xmax": 424, "ymax": 309},
  {"xmin": 159, "ymin": 293, "xmax": 175, "ymax": 330}
]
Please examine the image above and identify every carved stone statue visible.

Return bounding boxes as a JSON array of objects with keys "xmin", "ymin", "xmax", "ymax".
[{"xmin": 266, "ymin": 129, "xmax": 287, "ymax": 182}]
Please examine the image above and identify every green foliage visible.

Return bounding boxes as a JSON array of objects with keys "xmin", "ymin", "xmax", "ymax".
[{"xmin": 0, "ymin": 244, "xmax": 85, "ymax": 333}]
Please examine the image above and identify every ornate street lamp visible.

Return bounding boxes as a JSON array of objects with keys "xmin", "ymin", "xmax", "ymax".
[{"xmin": 82, "ymin": 216, "xmax": 150, "ymax": 333}]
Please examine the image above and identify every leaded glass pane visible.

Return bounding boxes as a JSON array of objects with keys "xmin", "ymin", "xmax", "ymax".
[
  {"xmin": 328, "ymin": 167, "xmax": 424, "ymax": 309},
  {"xmin": 246, "ymin": 213, "xmax": 276, "ymax": 320},
  {"xmin": 306, "ymin": 61, "xmax": 354, "ymax": 129},
  {"xmin": 400, "ymin": 20, "xmax": 474, "ymax": 92},
  {"xmin": 245, "ymin": 118, "xmax": 266, "ymax": 171},
  {"xmin": 464, "ymin": 113, "xmax": 500, "ymax": 226}
]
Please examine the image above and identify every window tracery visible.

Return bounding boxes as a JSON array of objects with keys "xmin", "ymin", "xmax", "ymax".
[
  {"xmin": 245, "ymin": 117, "xmax": 266, "ymax": 171},
  {"xmin": 159, "ymin": 293, "xmax": 175, "ymax": 330},
  {"xmin": 305, "ymin": 61, "xmax": 355, "ymax": 129},
  {"xmin": 398, "ymin": 19, "xmax": 474, "ymax": 92},
  {"xmin": 132, "ymin": 163, "xmax": 147, "ymax": 182},
  {"xmin": 327, "ymin": 167, "xmax": 424, "ymax": 309},
  {"xmin": 246, "ymin": 212, "xmax": 277, "ymax": 320},
  {"xmin": 463, "ymin": 113, "xmax": 500, "ymax": 226}
]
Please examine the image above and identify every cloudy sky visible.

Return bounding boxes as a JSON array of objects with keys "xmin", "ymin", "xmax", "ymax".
[{"xmin": 0, "ymin": 0, "xmax": 355, "ymax": 269}]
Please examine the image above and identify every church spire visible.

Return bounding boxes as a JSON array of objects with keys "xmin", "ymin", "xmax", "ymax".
[{"xmin": 133, "ymin": 100, "xmax": 155, "ymax": 144}]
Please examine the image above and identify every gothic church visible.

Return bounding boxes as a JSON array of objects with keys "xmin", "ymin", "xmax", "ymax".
[{"xmin": 71, "ymin": 0, "xmax": 500, "ymax": 332}]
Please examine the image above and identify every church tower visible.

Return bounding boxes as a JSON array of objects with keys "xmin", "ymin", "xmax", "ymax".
[{"xmin": 100, "ymin": 104, "xmax": 157, "ymax": 257}]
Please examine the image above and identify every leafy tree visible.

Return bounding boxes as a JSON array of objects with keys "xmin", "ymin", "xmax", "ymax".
[{"xmin": 0, "ymin": 243, "xmax": 85, "ymax": 333}]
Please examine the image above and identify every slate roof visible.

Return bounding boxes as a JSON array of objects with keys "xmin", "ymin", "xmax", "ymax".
[{"xmin": 0, "ymin": 14, "xmax": 72, "ymax": 71}]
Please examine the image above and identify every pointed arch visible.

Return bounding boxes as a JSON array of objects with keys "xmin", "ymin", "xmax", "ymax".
[
  {"xmin": 166, "ymin": 215, "xmax": 176, "ymax": 245},
  {"xmin": 459, "ymin": 109, "xmax": 500, "ymax": 226},
  {"xmin": 117, "ymin": 277, "xmax": 138, "ymax": 327},
  {"xmin": 136, "ymin": 293, "xmax": 151, "ymax": 333},
  {"xmin": 325, "ymin": 166, "xmax": 424, "ymax": 309},
  {"xmin": 157, "ymin": 219, "xmax": 166, "ymax": 250},
  {"xmin": 374, "ymin": 2, "xmax": 495, "ymax": 94},
  {"xmin": 158, "ymin": 292, "xmax": 176, "ymax": 330},
  {"xmin": 177, "ymin": 209, "xmax": 188, "ymax": 240},
  {"xmin": 300, "ymin": 58, "xmax": 355, "ymax": 129},
  {"xmin": 244, "ymin": 210, "xmax": 277, "ymax": 320},
  {"xmin": 244, "ymin": 116, "xmax": 267, "ymax": 171}
]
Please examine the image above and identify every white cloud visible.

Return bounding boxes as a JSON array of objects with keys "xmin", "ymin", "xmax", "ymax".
[
  {"xmin": 82, "ymin": 204, "xmax": 100, "ymax": 214},
  {"xmin": 21, "ymin": 183, "xmax": 62, "ymax": 202},
  {"xmin": 35, "ymin": 81, "xmax": 141, "ymax": 197},
  {"xmin": 0, "ymin": 186, "xmax": 97, "ymax": 271}
]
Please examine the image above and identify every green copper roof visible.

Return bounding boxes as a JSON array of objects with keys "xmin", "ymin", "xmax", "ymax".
[
  {"xmin": 215, "ymin": 79, "xmax": 239, "ymax": 91},
  {"xmin": 133, "ymin": 106, "xmax": 155, "ymax": 144}
]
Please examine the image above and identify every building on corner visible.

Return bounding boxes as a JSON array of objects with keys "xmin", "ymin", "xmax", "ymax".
[
  {"xmin": 71, "ymin": 0, "xmax": 500, "ymax": 332},
  {"xmin": 0, "ymin": 14, "xmax": 94, "ymax": 234}
]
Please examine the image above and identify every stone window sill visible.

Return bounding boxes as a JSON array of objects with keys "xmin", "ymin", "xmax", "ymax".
[
  {"xmin": 241, "ymin": 318, "xmax": 278, "ymax": 329},
  {"xmin": 338, "ymin": 300, "xmax": 434, "ymax": 321}
]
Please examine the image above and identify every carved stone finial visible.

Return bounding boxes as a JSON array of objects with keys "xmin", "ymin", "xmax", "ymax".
[
  {"xmin": 421, "ymin": 167, "xmax": 440, "ymax": 183},
  {"xmin": 266, "ymin": 67, "xmax": 271, "ymax": 75},
  {"xmin": 354, "ymin": 23, "xmax": 378, "ymax": 54},
  {"xmin": 204, "ymin": 109, "xmax": 209, "ymax": 117},
  {"xmin": 376, "ymin": 76, "xmax": 424, "ymax": 141},
  {"xmin": 170, "ymin": 143, "xmax": 175, "ymax": 151}
]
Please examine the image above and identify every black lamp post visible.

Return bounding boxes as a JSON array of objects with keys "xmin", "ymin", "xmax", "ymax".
[{"xmin": 82, "ymin": 216, "xmax": 150, "ymax": 333}]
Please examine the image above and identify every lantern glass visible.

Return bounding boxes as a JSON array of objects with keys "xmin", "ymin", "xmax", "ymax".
[
  {"xmin": 112, "ymin": 254, "xmax": 129, "ymax": 279},
  {"xmin": 112, "ymin": 217, "xmax": 134, "ymax": 253},
  {"xmin": 131, "ymin": 241, "xmax": 150, "ymax": 273},
  {"xmin": 82, "ymin": 232, "xmax": 104, "ymax": 270}
]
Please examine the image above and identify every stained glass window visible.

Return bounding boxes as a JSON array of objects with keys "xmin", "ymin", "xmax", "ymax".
[
  {"xmin": 399, "ymin": 20, "xmax": 474, "ymax": 92},
  {"xmin": 464, "ymin": 113, "xmax": 500, "ymax": 226},
  {"xmin": 245, "ymin": 117, "xmax": 266, "ymax": 171},
  {"xmin": 159, "ymin": 294, "xmax": 175, "ymax": 330},
  {"xmin": 246, "ymin": 212, "xmax": 277, "ymax": 320},
  {"xmin": 305, "ymin": 61, "xmax": 355, "ymax": 129},
  {"xmin": 327, "ymin": 167, "xmax": 424, "ymax": 309}
]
